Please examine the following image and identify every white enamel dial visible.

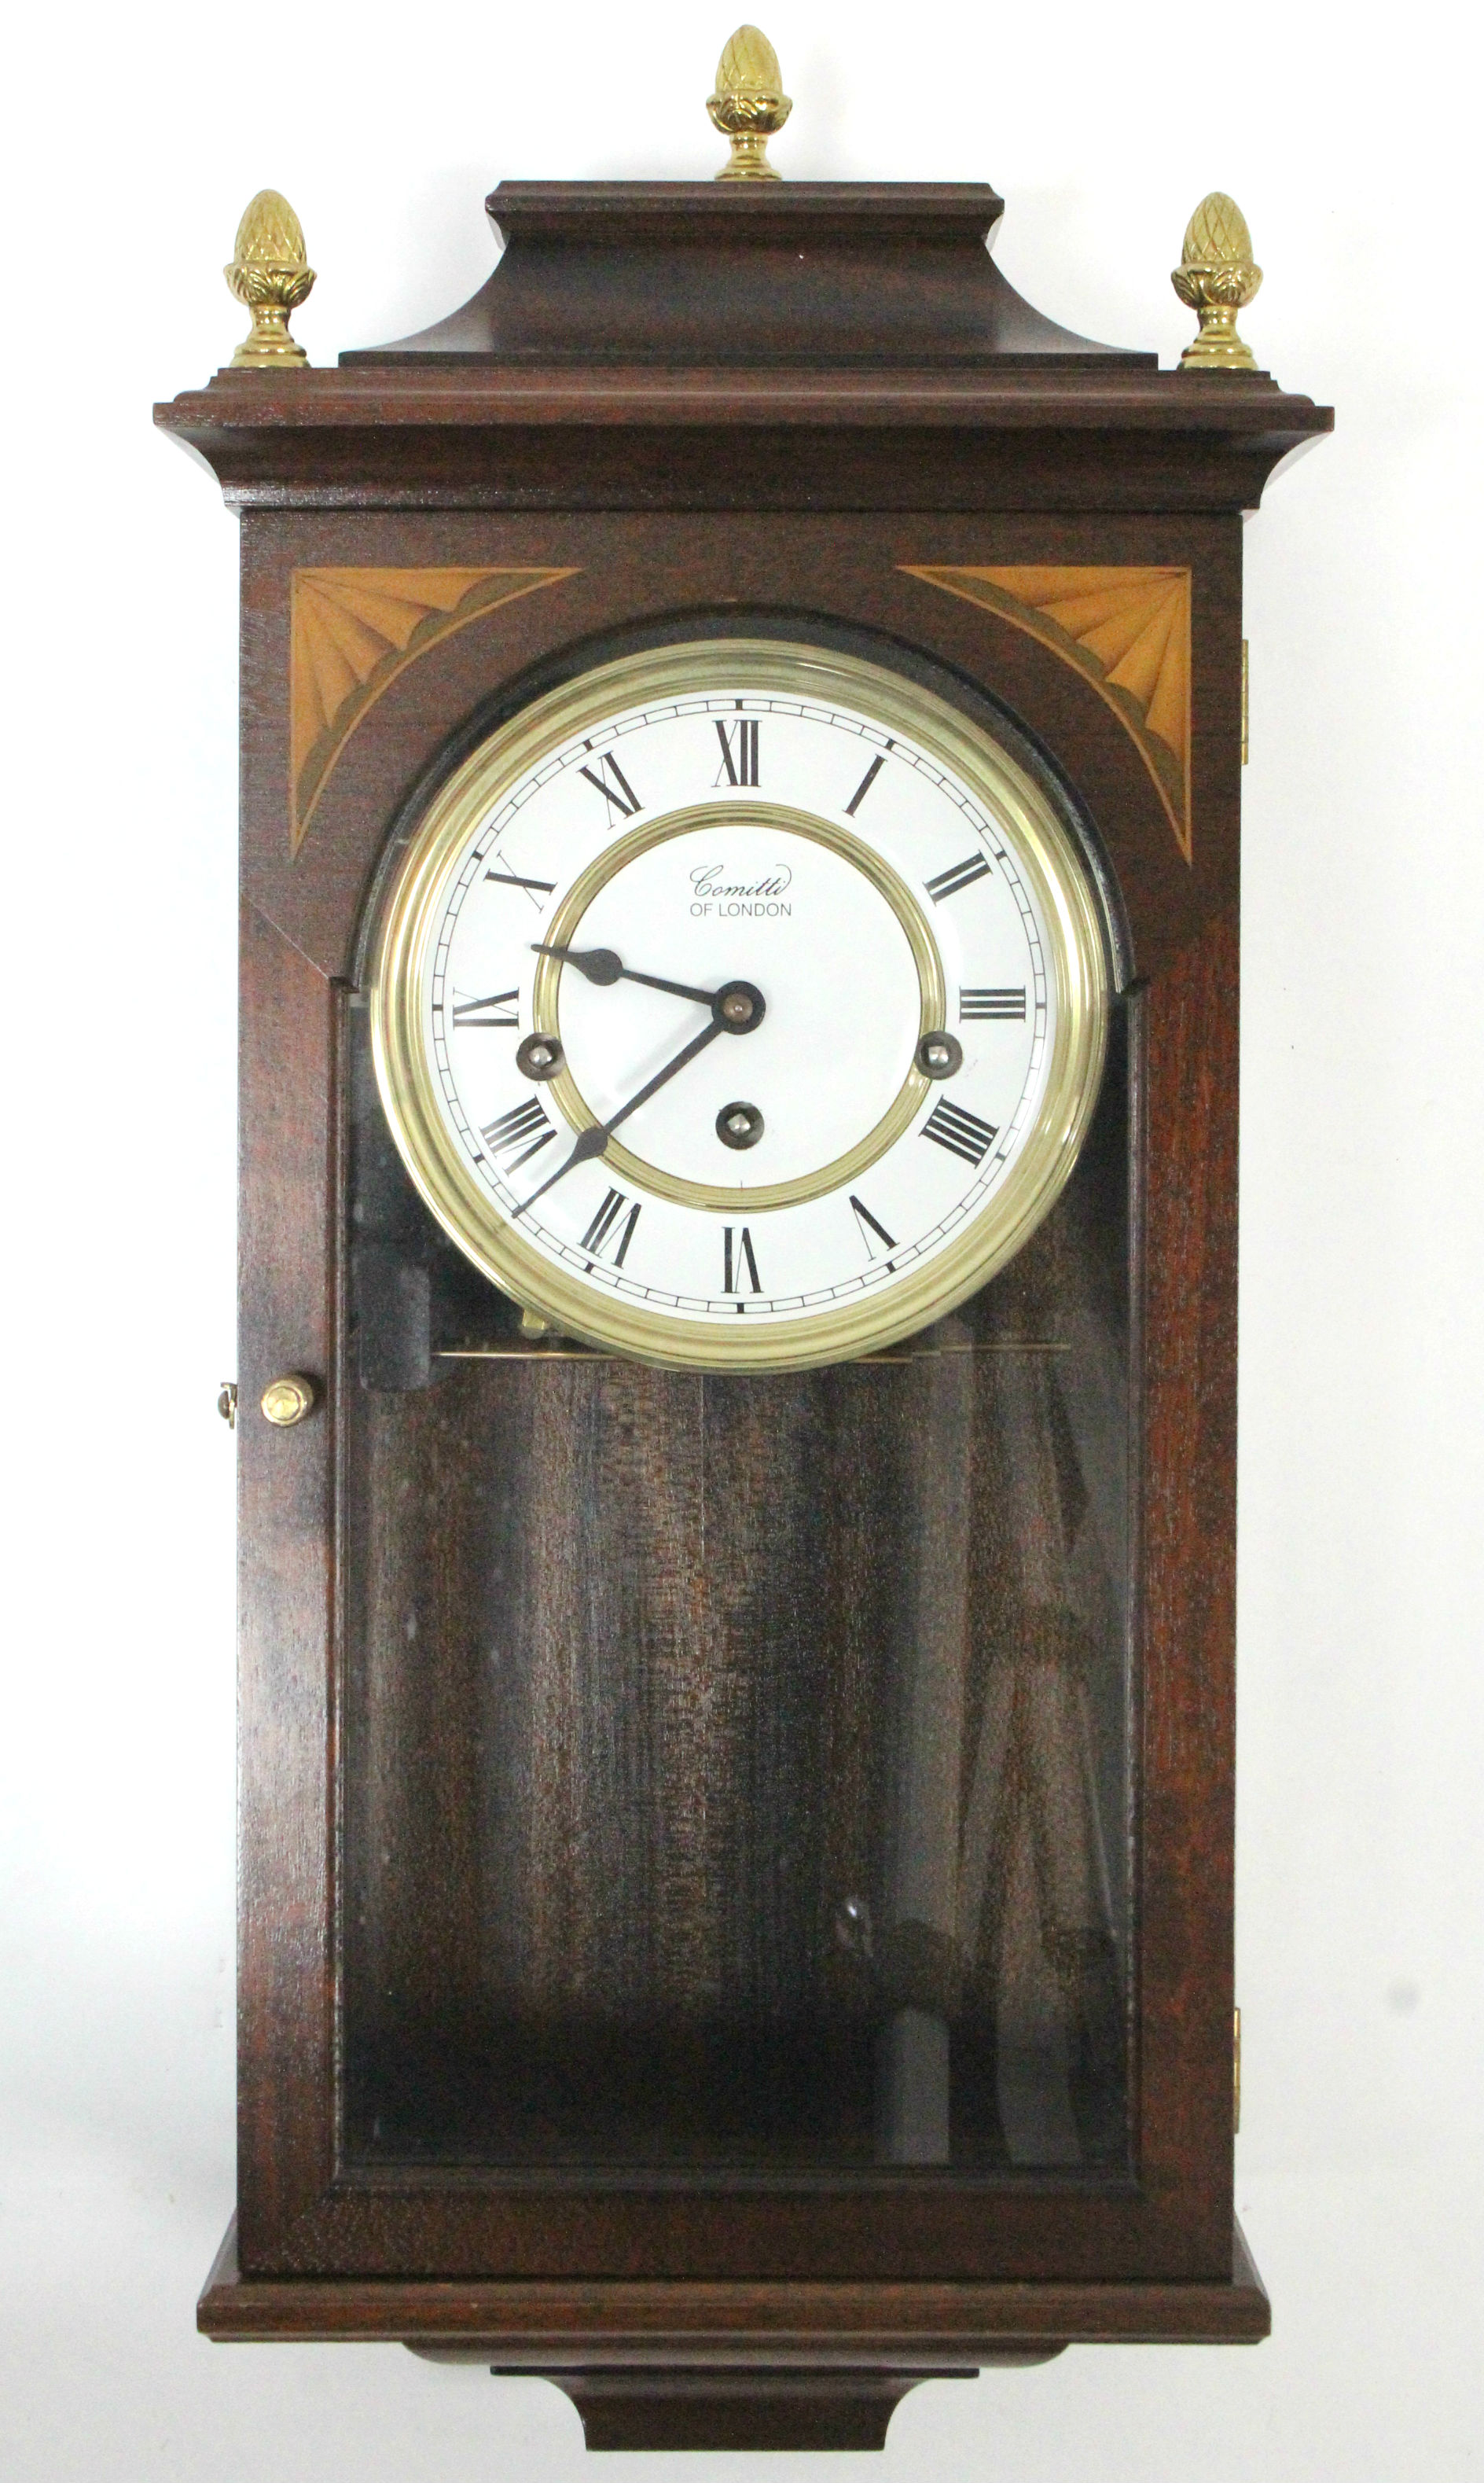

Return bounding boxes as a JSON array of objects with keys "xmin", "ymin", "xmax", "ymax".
[{"xmin": 370, "ymin": 642, "xmax": 1111, "ymax": 1371}]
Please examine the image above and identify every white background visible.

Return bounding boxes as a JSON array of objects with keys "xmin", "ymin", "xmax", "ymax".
[{"xmin": 2, "ymin": 1, "xmax": 1479, "ymax": 2475}]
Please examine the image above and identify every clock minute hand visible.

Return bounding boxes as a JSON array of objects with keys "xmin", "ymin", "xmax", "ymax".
[
  {"xmin": 512, "ymin": 1015, "xmax": 729, "ymax": 1219},
  {"xmin": 531, "ymin": 942, "xmax": 721, "ymax": 1010}
]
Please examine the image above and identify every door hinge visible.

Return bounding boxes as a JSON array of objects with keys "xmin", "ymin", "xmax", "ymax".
[{"xmin": 1233, "ymin": 2004, "xmax": 1242, "ymax": 2132}]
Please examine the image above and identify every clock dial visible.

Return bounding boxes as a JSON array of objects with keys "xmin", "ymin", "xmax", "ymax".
[{"xmin": 371, "ymin": 642, "xmax": 1111, "ymax": 1370}]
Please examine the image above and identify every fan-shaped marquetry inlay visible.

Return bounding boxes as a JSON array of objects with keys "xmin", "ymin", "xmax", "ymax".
[
  {"xmin": 902, "ymin": 565, "xmax": 1193, "ymax": 863},
  {"xmin": 290, "ymin": 566, "xmax": 579, "ymax": 852}
]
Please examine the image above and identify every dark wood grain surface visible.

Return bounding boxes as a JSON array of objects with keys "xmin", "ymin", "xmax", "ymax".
[
  {"xmin": 230, "ymin": 549, "xmax": 1244, "ymax": 2281},
  {"xmin": 236, "ymin": 900, "xmax": 339, "ymax": 2252},
  {"xmin": 540, "ymin": 2368, "xmax": 979, "ymax": 2457},
  {"xmin": 338, "ymin": 1039, "xmax": 1131, "ymax": 2184},
  {"xmin": 157, "ymin": 186, "xmax": 1326, "ymax": 509},
  {"xmin": 156, "ymin": 380, "xmax": 1328, "ymax": 513},
  {"xmin": 191, "ymin": 174, "xmax": 1300, "ymax": 2386},
  {"xmin": 200, "ymin": 2212, "xmax": 1269, "ymax": 2345},
  {"xmin": 342, "ymin": 182, "xmax": 1148, "ymax": 370},
  {"xmin": 236, "ymin": 513, "xmax": 1237, "ymax": 987}
]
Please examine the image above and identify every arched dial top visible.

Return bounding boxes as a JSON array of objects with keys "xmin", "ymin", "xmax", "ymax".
[{"xmin": 369, "ymin": 641, "xmax": 1111, "ymax": 1372}]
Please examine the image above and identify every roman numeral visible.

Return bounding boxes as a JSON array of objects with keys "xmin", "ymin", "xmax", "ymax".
[
  {"xmin": 844, "ymin": 752, "xmax": 887, "ymax": 816},
  {"xmin": 450, "ymin": 988, "xmax": 520, "ymax": 1028},
  {"xmin": 484, "ymin": 866, "xmax": 556, "ymax": 896},
  {"xmin": 723, "ymin": 1226, "xmax": 762, "ymax": 1294},
  {"xmin": 924, "ymin": 852, "xmax": 991, "ymax": 903},
  {"xmin": 921, "ymin": 1098, "xmax": 999, "ymax": 1167},
  {"xmin": 714, "ymin": 718, "xmax": 760, "ymax": 787},
  {"xmin": 961, "ymin": 986, "xmax": 1027, "ymax": 1021},
  {"xmin": 479, "ymin": 1096, "xmax": 556, "ymax": 1171},
  {"xmin": 579, "ymin": 1186, "xmax": 641, "ymax": 1268},
  {"xmin": 850, "ymin": 1194, "xmax": 896, "ymax": 1257},
  {"xmin": 578, "ymin": 749, "xmax": 642, "ymax": 819}
]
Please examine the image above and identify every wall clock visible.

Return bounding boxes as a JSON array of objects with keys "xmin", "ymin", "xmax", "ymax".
[{"xmin": 158, "ymin": 28, "xmax": 1331, "ymax": 2455}]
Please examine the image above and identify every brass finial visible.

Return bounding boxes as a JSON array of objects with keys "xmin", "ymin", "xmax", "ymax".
[
  {"xmin": 707, "ymin": 25, "xmax": 792, "ymax": 180},
  {"xmin": 225, "ymin": 190, "xmax": 315, "ymax": 369},
  {"xmin": 1172, "ymin": 193, "xmax": 1262, "ymax": 373}
]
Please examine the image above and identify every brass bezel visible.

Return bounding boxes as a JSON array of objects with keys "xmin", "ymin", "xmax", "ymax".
[{"xmin": 369, "ymin": 640, "xmax": 1111, "ymax": 1374}]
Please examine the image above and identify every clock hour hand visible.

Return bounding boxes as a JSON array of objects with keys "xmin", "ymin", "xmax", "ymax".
[
  {"xmin": 512, "ymin": 1014, "xmax": 729, "ymax": 1218},
  {"xmin": 531, "ymin": 942, "xmax": 721, "ymax": 1010}
]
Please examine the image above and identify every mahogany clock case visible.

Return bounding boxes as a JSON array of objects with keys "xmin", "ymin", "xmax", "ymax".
[
  {"xmin": 156, "ymin": 178, "xmax": 1332, "ymax": 2400},
  {"xmin": 229, "ymin": 508, "xmax": 1240, "ymax": 2282}
]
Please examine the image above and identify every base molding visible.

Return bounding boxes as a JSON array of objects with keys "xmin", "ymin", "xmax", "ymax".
[
  {"xmin": 200, "ymin": 2219, "xmax": 1267, "ymax": 2450},
  {"xmin": 406, "ymin": 2352, "xmax": 1062, "ymax": 2449},
  {"xmin": 465, "ymin": 2365, "xmax": 984, "ymax": 2452}
]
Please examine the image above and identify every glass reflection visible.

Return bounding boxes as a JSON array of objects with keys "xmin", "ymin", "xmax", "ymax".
[{"xmin": 341, "ymin": 1002, "xmax": 1131, "ymax": 2173}]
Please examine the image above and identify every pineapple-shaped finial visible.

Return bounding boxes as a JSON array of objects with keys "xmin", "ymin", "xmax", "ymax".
[
  {"xmin": 225, "ymin": 190, "xmax": 315, "ymax": 369},
  {"xmin": 1172, "ymin": 193, "xmax": 1262, "ymax": 372},
  {"xmin": 707, "ymin": 26, "xmax": 792, "ymax": 180}
]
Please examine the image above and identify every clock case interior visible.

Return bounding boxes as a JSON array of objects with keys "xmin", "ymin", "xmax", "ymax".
[
  {"xmin": 156, "ymin": 172, "xmax": 1332, "ymax": 2444},
  {"xmin": 344, "ymin": 617, "xmax": 1132, "ymax": 2177}
]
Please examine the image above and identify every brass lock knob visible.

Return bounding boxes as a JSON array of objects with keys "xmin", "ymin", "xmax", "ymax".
[{"xmin": 260, "ymin": 1372, "xmax": 318, "ymax": 1427}]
